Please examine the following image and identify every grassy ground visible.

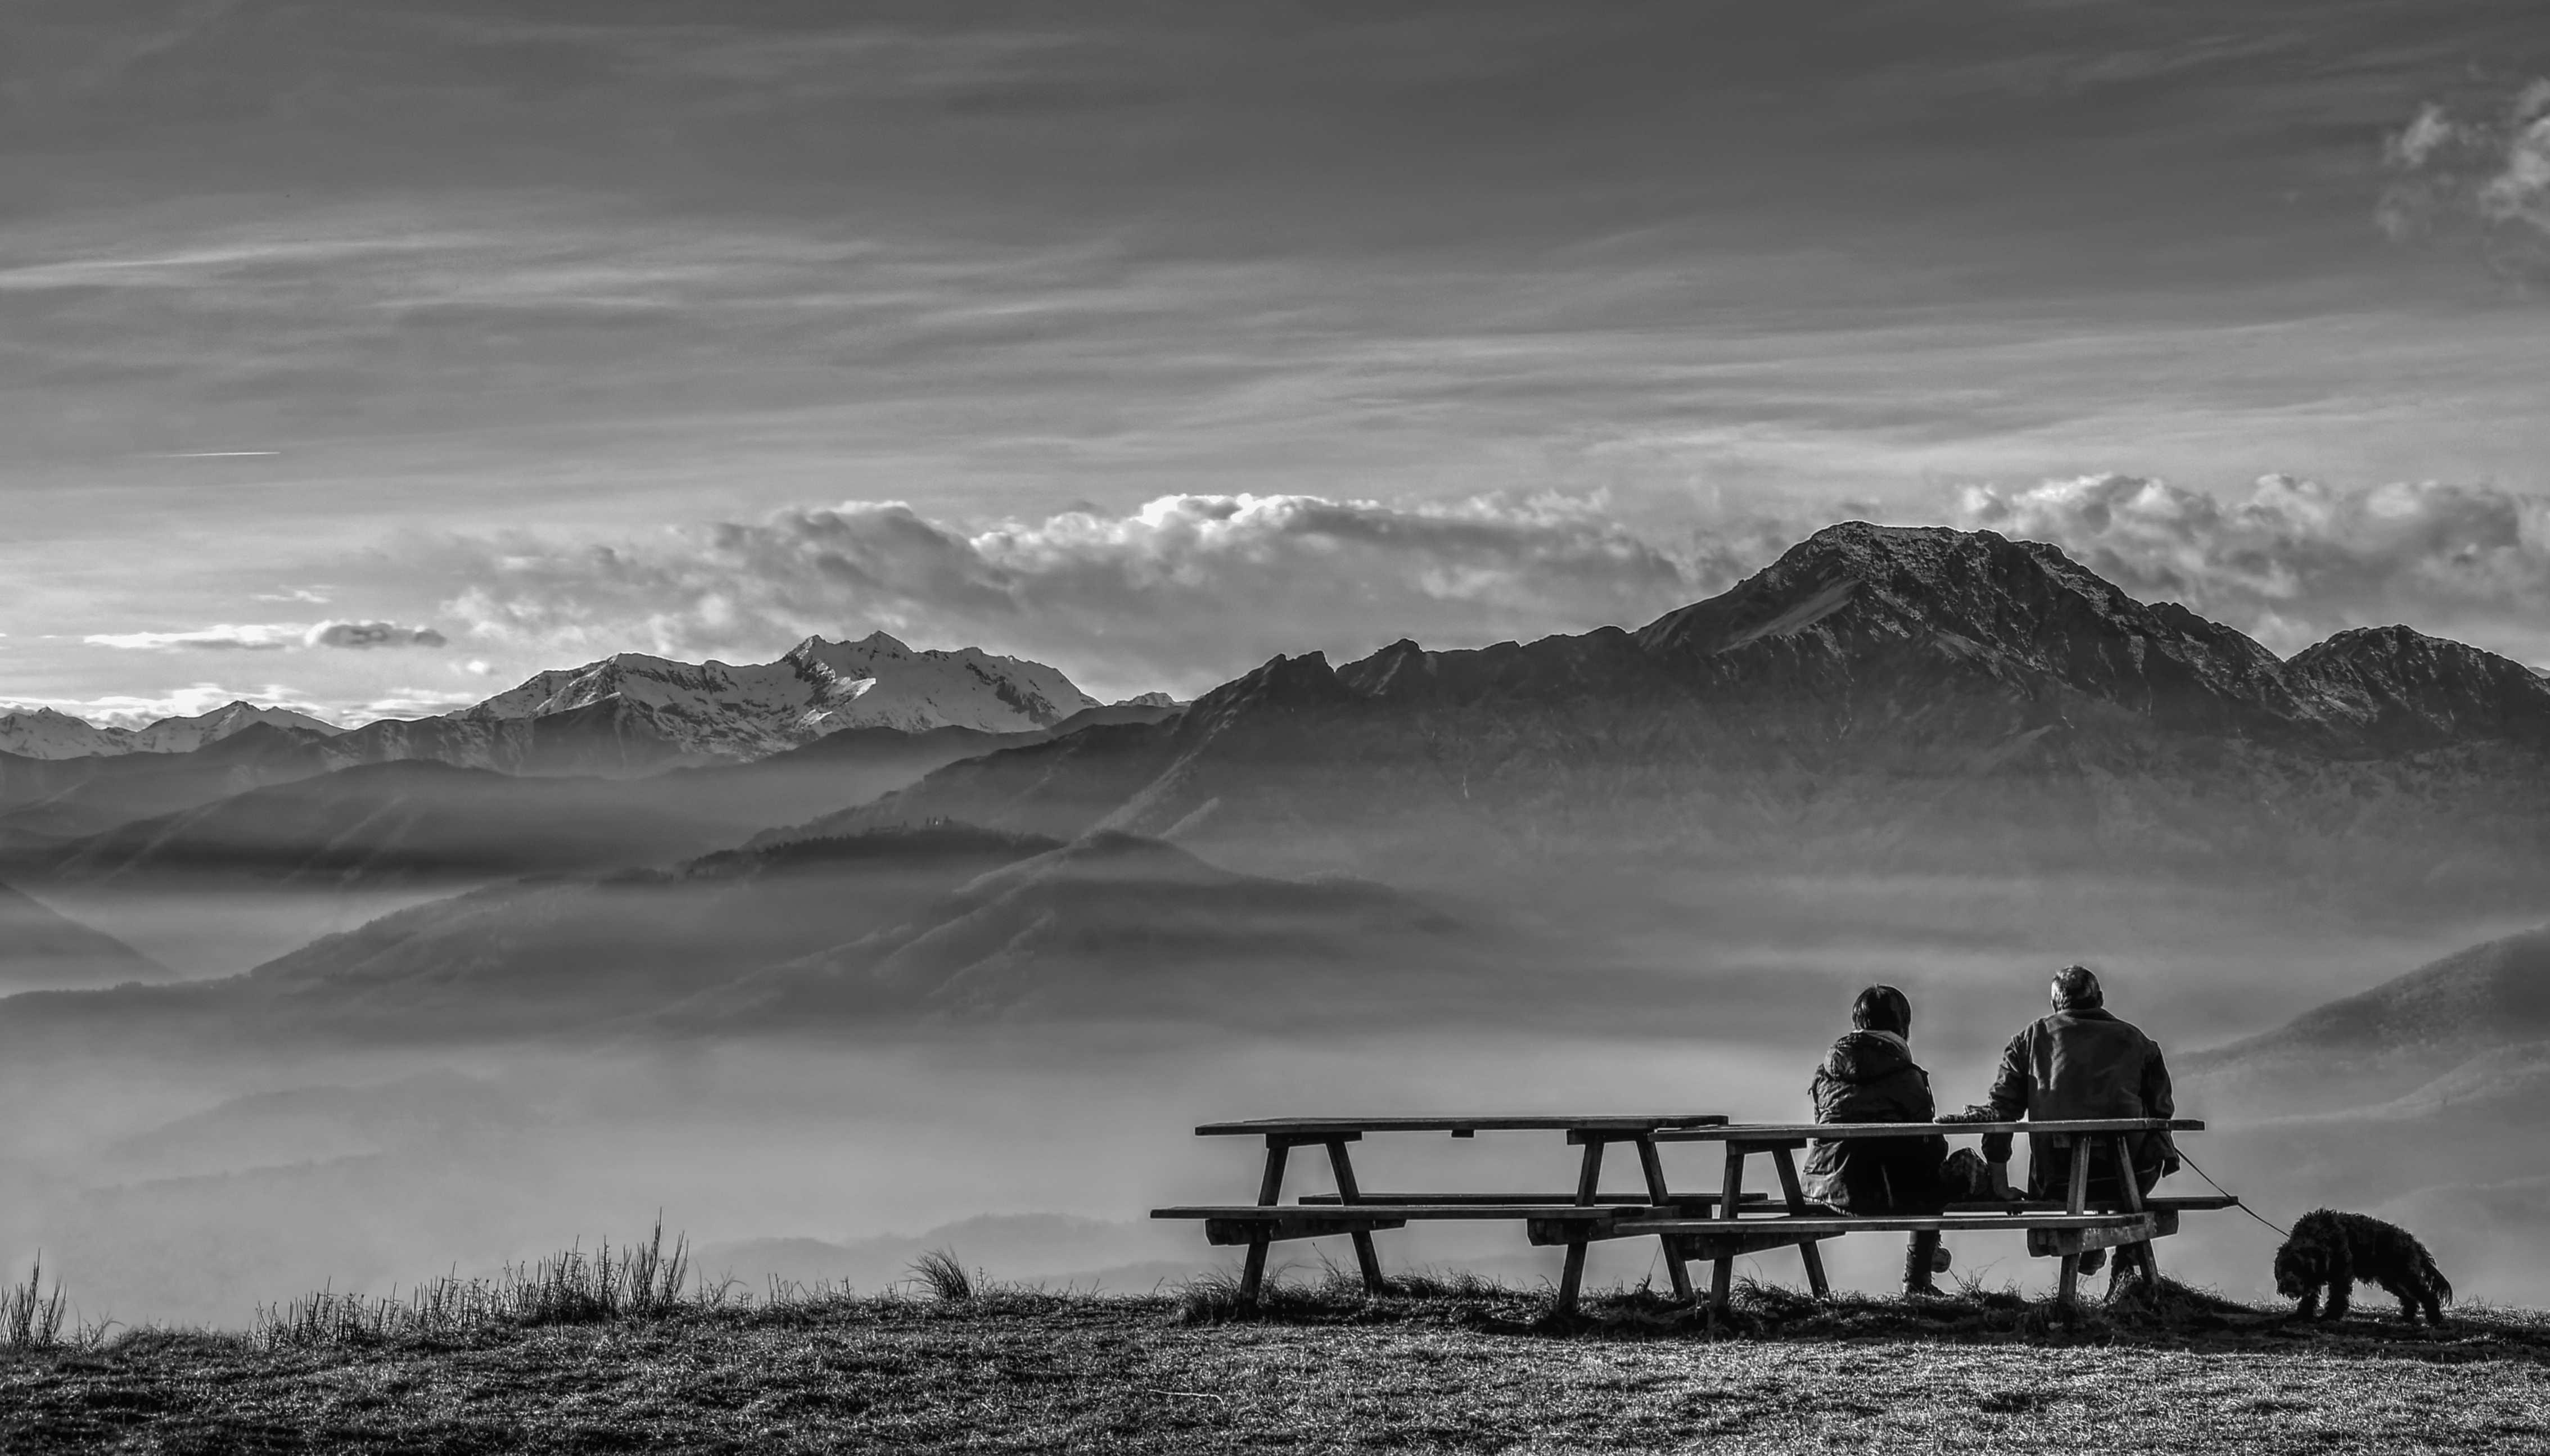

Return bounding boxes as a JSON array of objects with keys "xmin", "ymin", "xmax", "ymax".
[{"xmin": 4, "ymin": 1274, "xmax": 2548, "ymax": 1454}]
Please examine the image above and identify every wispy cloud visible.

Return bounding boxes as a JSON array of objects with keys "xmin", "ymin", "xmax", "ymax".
[
  {"xmin": 85, "ymin": 619, "xmax": 445, "ymax": 652},
  {"xmin": 8, "ymin": 683, "xmax": 345, "ymax": 730},
  {"xmin": 84, "ymin": 622, "xmax": 305, "ymax": 652},
  {"xmin": 1953, "ymin": 473, "xmax": 2550, "ymax": 662}
]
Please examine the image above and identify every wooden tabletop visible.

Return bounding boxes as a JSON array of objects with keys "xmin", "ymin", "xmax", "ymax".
[
  {"xmin": 1195, "ymin": 1114, "xmax": 1729, "ymax": 1137},
  {"xmin": 1654, "ymin": 1117, "xmax": 2201, "ymax": 1142}
]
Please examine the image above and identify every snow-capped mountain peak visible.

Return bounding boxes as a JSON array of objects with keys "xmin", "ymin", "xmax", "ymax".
[
  {"xmin": 0, "ymin": 700, "xmax": 340, "ymax": 761},
  {"xmin": 452, "ymin": 634, "xmax": 1101, "ymax": 762}
]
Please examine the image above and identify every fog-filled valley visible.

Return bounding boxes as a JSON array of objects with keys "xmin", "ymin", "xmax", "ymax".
[{"xmin": 6, "ymin": 524, "xmax": 2550, "ymax": 1328}]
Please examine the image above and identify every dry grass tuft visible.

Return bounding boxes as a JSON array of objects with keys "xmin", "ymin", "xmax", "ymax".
[
  {"xmin": 907, "ymin": 1249, "xmax": 976, "ymax": 1303},
  {"xmin": 254, "ymin": 1218, "xmax": 701, "ymax": 1350},
  {"xmin": 1, "ymin": 1259, "xmax": 69, "ymax": 1353}
]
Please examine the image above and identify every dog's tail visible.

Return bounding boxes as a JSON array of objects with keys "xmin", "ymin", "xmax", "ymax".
[{"xmin": 2419, "ymin": 1245, "xmax": 2454, "ymax": 1306}]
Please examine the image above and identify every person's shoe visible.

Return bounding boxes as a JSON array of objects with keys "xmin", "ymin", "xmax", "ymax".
[{"xmin": 2078, "ymin": 1249, "xmax": 2106, "ymax": 1277}]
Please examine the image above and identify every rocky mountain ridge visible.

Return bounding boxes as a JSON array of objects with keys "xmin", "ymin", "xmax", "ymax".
[
  {"xmin": 458, "ymin": 631, "xmax": 1103, "ymax": 761},
  {"xmin": 825, "ymin": 523, "xmax": 2550, "ymax": 902},
  {"xmin": 5, "ymin": 634, "xmax": 1114, "ymax": 779},
  {"xmin": 0, "ymin": 701, "xmax": 344, "ymax": 761}
]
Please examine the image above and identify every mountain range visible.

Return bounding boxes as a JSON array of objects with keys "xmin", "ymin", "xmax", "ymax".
[
  {"xmin": 0, "ymin": 635, "xmax": 1159, "ymax": 853},
  {"xmin": 2, "ymin": 631, "xmax": 1113, "ymax": 782},
  {"xmin": 822, "ymin": 524, "xmax": 2550, "ymax": 907},
  {"xmin": 8, "ymin": 519, "xmax": 2550, "ymax": 990},
  {"xmin": 0, "ymin": 702, "xmax": 342, "ymax": 760}
]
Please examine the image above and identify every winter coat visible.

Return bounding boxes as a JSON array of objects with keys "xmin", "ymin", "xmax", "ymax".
[
  {"xmin": 1978, "ymin": 1008, "xmax": 2178, "ymax": 1197},
  {"xmin": 1802, "ymin": 1030, "xmax": 1950, "ymax": 1213}
]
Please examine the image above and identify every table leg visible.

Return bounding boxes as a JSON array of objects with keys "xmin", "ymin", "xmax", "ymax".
[
  {"xmin": 2113, "ymin": 1134, "xmax": 2158, "ymax": 1288},
  {"xmin": 1240, "ymin": 1141, "xmax": 1292, "ymax": 1308},
  {"xmin": 1710, "ymin": 1146, "xmax": 1747, "ymax": 1318},
  {"xmin": 1556, "ymin": 1138, "xmax": 1605, "ymax": 1313},
  {"xmin": 1635, "ymin": 1137, "xmax": 1695, "ymax": 1302},
  {"xmin": 2056, "ymin": 1136, "xmax": 2091, "ymax": 1308},
  {"xmin": 1325, "ymin": 1138, "xmax": 1386, "ymax": 1296},
  {"xmin": 1768, "ymin": 1146, "xmax": 1830, "ymax": 1299}
]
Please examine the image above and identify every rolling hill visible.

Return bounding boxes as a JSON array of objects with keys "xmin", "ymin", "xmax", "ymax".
[
  {"xmin": 0, "ymin": 879, "xmax": 172, "ymax": 993},
  {"xmin": 0, "ymin": 824, "xmax": 1495, "ymax": 1046}
]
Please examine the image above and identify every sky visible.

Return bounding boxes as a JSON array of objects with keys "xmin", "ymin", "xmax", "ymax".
[{"xmin": 2, "ymin": 0, "xmax": 2547, "ymax": 721}]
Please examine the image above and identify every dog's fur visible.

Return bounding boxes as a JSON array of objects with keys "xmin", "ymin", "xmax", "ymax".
[{"xmin": 2273, "ymin": 1209, "xmax": 2452, "ymax": 1324}]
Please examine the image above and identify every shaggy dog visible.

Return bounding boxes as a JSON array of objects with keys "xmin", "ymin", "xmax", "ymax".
[{"xmin": 2273, "ymin": 1209, "xmax": 2452, "ymax": 1324}]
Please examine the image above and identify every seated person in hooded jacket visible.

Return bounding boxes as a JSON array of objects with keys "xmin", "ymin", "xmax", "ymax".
[
  {"xmin": 1802, "ymin": 985, "xmax": 1982, "ymax": 1292},
  {"xmin": 1967, "ymin": 965, "xmax": 2179, "ymax": 1200}
]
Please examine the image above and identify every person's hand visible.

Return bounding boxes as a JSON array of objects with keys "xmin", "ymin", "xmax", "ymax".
[{"xmin": 1935, "ymin": 1106, "xmax": 1999, "ymax": 1125}]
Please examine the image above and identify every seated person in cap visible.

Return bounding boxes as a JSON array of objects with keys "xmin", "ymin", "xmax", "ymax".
[
  {"xmin": 1949, "ymin": 965, "xmax": 2178, "ymax": 1283},
  {"xmin": 1801, "ymin": 984, "xmax": 1988, "ymax": 1294}
]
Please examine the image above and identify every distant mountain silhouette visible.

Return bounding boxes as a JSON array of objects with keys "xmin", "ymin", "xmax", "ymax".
[
  {"xmin": 2182, "ymin": 925, "xmax": 2550, "ymax": 1117},
  {"xmin": 0, "ymin": 879, "xmax": 172, "ymax": 992},
  {"xmin": 817, "ymin": 524, "xmax": 2550, "ymax": 908},
  {"xmin": 669, "ymin": 830, "xmax": 1472, "ymax": 1030},
  {"xmin": 0, "ymin": 824, "xmax": 1495, "ymax": 1044},
  {"xmin": 0, "ymin": 723, "xmax": 340, "ymax": 847}
]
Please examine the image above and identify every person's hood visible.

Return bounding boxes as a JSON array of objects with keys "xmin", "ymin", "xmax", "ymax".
[{"xmin": 1823, "ymin": 1029, "xmax": 1917, "ymax": 1083}]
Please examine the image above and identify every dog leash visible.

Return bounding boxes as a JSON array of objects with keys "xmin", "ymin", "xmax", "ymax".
[{"xmin": 2173, "ymin": 1148, "xmax": 2291, "ymax": 1240}]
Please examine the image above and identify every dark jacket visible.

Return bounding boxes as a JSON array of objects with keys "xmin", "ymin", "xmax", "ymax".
[
  {"xmin": 1979, "ymin": 1008, "xmax": 2177, "ymax": 1196},
  {"xmin": 1803, "ymin": 1030, "xmax": 1949, "ymax": 1212}
]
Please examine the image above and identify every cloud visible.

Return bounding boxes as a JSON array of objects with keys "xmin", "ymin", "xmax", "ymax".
[
  {"xmin": 359, "ymin": 688, "xmax": 483, "ymax": 719},
  {"xmin": 432, "ymin": 492, "xmax": 1804, "ymax": 697},
  {"xmin": 2379, "ymin": 79, "xmax": 2550, "ymax": 281},
  {"xmin": 84, "ymin": 623, "xmax": 305, "ymax": 652},
  {"xmin": 1953, "ymin": 473, "xmax": 2550, "ymax": 661},
  {"xmin": 84, "ymin": 620, "xmax": 446, "ymax": 652},
  {"xmin": 309, "ymin": 620, "xmax": 448, "ymax": 650}
]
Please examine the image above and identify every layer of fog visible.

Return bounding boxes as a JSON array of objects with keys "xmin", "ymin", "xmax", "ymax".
[{"xmin": 0, "ymin": 860, "xmax": 2541, "ymax": 1330}]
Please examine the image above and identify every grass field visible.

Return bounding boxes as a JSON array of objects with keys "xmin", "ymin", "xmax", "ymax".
[{"xmin": 4, "ymin": 1273, "xmax": 2548, "ymax": 1454}]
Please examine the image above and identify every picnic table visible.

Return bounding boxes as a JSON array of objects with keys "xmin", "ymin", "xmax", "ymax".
[
  {"xmin": 1156, "ymin": 1114, "xmax": 2236, "ymax": 1313},
  {"xmin": 1150, "ymin": 1115, "xmax": 1728, "ymax": 1309},
  {"xmin": 1648, "ymin": 1118, "xmax": 2227, "ymax": 1312}
]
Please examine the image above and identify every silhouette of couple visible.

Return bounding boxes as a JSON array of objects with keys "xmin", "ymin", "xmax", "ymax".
[{"xmin": 1802, "ymin": 966, "xmax": 2178, "ymax": 1295}]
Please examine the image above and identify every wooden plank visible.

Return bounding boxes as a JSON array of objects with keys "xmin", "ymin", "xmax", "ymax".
[
  {"xmin": 1770, "ymin": 1145, "xmax": 1830, "ymax": 1299},
  {"xmin": 1635, "ymin": 1213, "xmax": 2167, "ymax": 1237},
  {"xmin": 1255, "ymin": 1142, "xmax": 1291, "ymax": 1207},
  {"xmin": 1160, "ymin": 1204, "xmax": 1667, "ymax": 1221},
  {"xmin": 1296, "ymin": 1192, "xmax": 1770, "ymax": 1209},
  {"xmin": 2028, "ymin": 1213, "xmax": 2173, "ymax": 1258},
  {"xmin": 1710, "ymin": 1145, "xmax": 1748, "ymax": 1316},
  {"xmin": 2058, "ymin": 1140, "xmax": 2092, "ymax": 1306},
  {"xmin": 1635, "ymin": 1138, "xmax": 1695, "ymax": 1301},
  {"xmin": 1203, "ymin": 1215, "xmax": 1410, "ymax": 1246},
  {"xmin": 1655, "ymin": 1118, "xmax": 2202, "ymax": 1143},
  {"xmin": 1196, "ymin": 1115, "xmax": 1728, "ymax": 1137},
  {"xmin": 1326, "ymin": 1139, "xmax": 1386, "ymax": 1295},
  {"xmin": 1555, "ymin": 1137, "xmax": 1604, "ymax": 1313},
  {"xmin": 1940, "ymin": 1196, "xmax": 2236, "ymax": 1214}
]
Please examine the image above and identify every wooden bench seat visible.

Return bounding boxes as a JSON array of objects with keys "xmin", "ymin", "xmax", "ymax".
[
  {"xmin": 1292, "ymin": 1191, "xmax": 1772, "ymax": 1209},
  {"xmin": 1630, "ymin": 1210, "xmax": 2176, "ymax": 1261}
]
